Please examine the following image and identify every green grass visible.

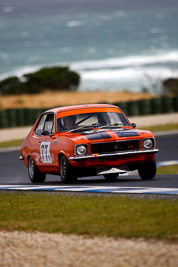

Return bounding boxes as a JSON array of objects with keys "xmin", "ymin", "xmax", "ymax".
[
  {"xmin": 140, "ymin": 123, "xmax": 178, "ymax": 133},
  {"xmin": 0, "ymin": 139, "xmax": 23, "ymax": 148},
  {"xmin": 157, "ymin": 165, "xmax": 178, "ymax": 175},
  {"xmin": 0, "ymin": 193, "xmax": 177, "ymax": 240}
]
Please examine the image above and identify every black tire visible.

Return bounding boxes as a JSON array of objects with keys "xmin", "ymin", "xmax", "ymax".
[
  {"xmin": 60, "ymin": 154, "xmax": 77, "ymax": 184},
  {"xmin": 104, "ymin": 173, "xmax": 118, "ymax": 181},
  {"xmin": 138, "ymin": 159, "xmax": 156, "ymax": 180},
  {"xmin": 28, "ymin": 156, "xmax": 46, "ymax": 183}
]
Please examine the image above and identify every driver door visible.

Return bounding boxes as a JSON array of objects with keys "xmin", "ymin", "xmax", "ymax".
[{"xmin": 34, "ymin": 113, "xmax": 56, "ymax": 172}]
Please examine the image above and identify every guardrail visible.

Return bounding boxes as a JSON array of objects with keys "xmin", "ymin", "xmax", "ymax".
[{"xmin": 0, "ymin": 95, "xmax": 178, "ymax": 128}]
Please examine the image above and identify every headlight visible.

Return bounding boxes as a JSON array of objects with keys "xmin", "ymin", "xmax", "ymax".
[
  {"xmin": 143, "ymin": 138, "xmax": 154, "ymax": 150},
  {"xmin": 76, "ymin": 145, "xmax": 87, "ymax": 156}
]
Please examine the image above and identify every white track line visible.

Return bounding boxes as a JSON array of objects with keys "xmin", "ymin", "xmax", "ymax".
[{"xmin": 0, "ymin": 185, "xmax": 177, "ymax": 195}]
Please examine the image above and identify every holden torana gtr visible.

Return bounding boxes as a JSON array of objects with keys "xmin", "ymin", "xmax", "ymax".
[{"xmin": 20, "ymin": 104, "xmax": 159, "ymax": 183}]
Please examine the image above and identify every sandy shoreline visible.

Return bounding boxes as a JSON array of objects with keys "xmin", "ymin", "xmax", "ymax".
[
  {"xmin": 0, "ymin": 90, "xmax": 152, "ymax": 109},
  {"xmin": 0, "ymin": 231, "xmax": 177, "ymax": 267}
]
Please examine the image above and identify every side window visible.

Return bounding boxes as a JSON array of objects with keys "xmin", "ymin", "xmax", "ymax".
[
  {"xmin": 35, "ymin": 114, "xmax": 47, "ymax": 135},
  {"xmin": 43, "ymin": 114, "xmax": 54, "ymax": 134}
]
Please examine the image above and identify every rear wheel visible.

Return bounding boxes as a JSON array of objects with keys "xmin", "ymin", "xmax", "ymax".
[
  {"xmin": 60, "ymin": 155, "xmax": 77, "ymax": 184},
  {"xmin": 28, "ymin": 156, "xmax": 46, "ymax": 183},
  {"xmin": 138, "ymin": 159, "xmax": 156, "ymax": 180},
  {"xmin": 104, "ymin": 173, "xmax": 118, "ymax": 181}
]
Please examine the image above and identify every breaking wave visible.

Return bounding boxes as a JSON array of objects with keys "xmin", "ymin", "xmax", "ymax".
[
  {"xmin": 71, "ymin": 51, "xmax": 178, "ymax": 70},
  {"xmin": 0, "ymin": 51, "xmax": 177, "ymax": 92}
]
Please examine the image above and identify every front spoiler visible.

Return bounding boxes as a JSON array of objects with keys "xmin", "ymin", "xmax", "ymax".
[
  {"xmin": 69, "ymin": 148, "xmax": 159, "ymax": 161},
  {"xmin": 97, "ymin": 166, "xmax": 129, "ymax": 175}
]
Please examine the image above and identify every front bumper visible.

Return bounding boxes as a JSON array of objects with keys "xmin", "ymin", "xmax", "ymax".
[{"xmin": 69, "ymin": 148, "xmax": 159, "ymax": 161}]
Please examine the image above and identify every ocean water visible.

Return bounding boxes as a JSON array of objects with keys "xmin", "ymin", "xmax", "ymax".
[{"xmin": 0, "ymin": 0, "xmax": 178, "ymax": 93}]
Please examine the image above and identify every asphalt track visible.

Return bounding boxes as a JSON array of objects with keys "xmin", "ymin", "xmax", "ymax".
[{"xmin": 0, "ymin": 133, "xmax": 178, "ymax": 195}]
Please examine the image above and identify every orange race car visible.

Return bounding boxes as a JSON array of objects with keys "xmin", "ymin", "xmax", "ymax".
[{"xmin": 20, "ymin": 104, "xmax": 159, "ymax": 183}]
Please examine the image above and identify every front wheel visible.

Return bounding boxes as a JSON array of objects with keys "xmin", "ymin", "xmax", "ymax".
[
  {"xmin": 28, "ymin": 156, "xmax": 46, "ymax": 183},
  {"xmin": 138, "ymin": 159, "xmax": 156, "ymax": 180},
  {"xmin": 60, "ymin": 155, "xmax": 77, "ymax": 184}
]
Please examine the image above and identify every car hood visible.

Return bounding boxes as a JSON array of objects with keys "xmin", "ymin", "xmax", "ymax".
[{"xmin": 60, "ymin": 128, "xmax": 153, "ymax": 142}]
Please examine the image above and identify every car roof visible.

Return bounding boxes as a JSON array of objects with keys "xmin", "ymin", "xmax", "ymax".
[{"xmin": 45, "ymin": 104, "xmax": 118, "ymax": 114}]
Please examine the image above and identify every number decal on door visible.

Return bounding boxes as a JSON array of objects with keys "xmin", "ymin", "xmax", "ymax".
[{"xmin": 40, "ymin": 142, "xmax": 52, "ymax": 163}]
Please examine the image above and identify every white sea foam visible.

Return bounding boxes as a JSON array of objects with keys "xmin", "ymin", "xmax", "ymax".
[
  {"xmin": 71, "ymin": 51, "xmax": 178, "ymax": 91},
  {"xmin": 1, "ymin": 51, "xmax": 177, "ymax": 79},
  {"xmin": 0, "ymin": 51, "xmax": 177, "ymax": 92},
  {"xmin": 81, "ymin": 67, "xmax": 178, "ymax": 81},
  {"xmin": 3, "ymin": 6, "xmax": 14, "ymax": 13},
  {"xmin": 66, "ymin": 21, "xmax": 83, "ymax": 27},
  {"xmin": 71, "ymin": 51, "xmax": 178, "ymax": 70},
  {"xmin": 79, "ymin": 66, "xmax": 178, "ymax": 91}
]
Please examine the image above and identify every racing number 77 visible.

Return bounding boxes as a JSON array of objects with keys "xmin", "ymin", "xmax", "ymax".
[{"xmin": 40, "ymin": 142, "xmax": 52, "ymax": 163}]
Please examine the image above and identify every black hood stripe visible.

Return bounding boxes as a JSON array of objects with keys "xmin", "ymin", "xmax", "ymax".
[
  {"xmin": 115, "ymin": 131, "xmax": 140, "ymax": 137},
  {"xmin": 82, "ymin": 132, "xmax": 111, "ymax": 141},
  {"xmin": 82, "ymin": 130, "xmax": 139, "ymax": 140}
]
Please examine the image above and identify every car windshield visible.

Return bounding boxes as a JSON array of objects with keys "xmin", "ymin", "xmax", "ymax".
[{"xmin": 57, "ymin": 112, "xmax": 130, "ymax": 132}]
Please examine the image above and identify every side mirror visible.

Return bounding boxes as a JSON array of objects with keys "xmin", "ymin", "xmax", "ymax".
[
  {"xmin": 131, "ymin": 123, "xmax": 136, "ymax": 129},
  {"xmin": 49, "ymin": 133, "xmax": 55, "ymax": 138},
  {"xmin": 41, "ymin": 130, "xmax": 49, "ymax": 136}
]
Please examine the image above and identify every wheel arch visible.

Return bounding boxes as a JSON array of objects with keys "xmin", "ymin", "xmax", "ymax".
[
  {"xmin": 27, "ymin": 153, "xmax": 36, "ymax": 165},
  {"xmin": 58, "ymin": 151, "xmax": 67, "ymax": 162}
]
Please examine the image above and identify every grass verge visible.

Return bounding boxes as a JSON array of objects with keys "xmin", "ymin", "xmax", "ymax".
[
  {"xmin": 157, "ymin": 165, "xmax": 178, "ymax": 175},
  {"xmin": 140, "ymin": 123, "xmax": 178, "ymax": 133},
  {"xmin": 0, "ymin": 139, "xmax": 23, "ymax": 148},
  {"xmin": 0, "ymin": 193, "xmax": 177, "ymax": 240}
]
